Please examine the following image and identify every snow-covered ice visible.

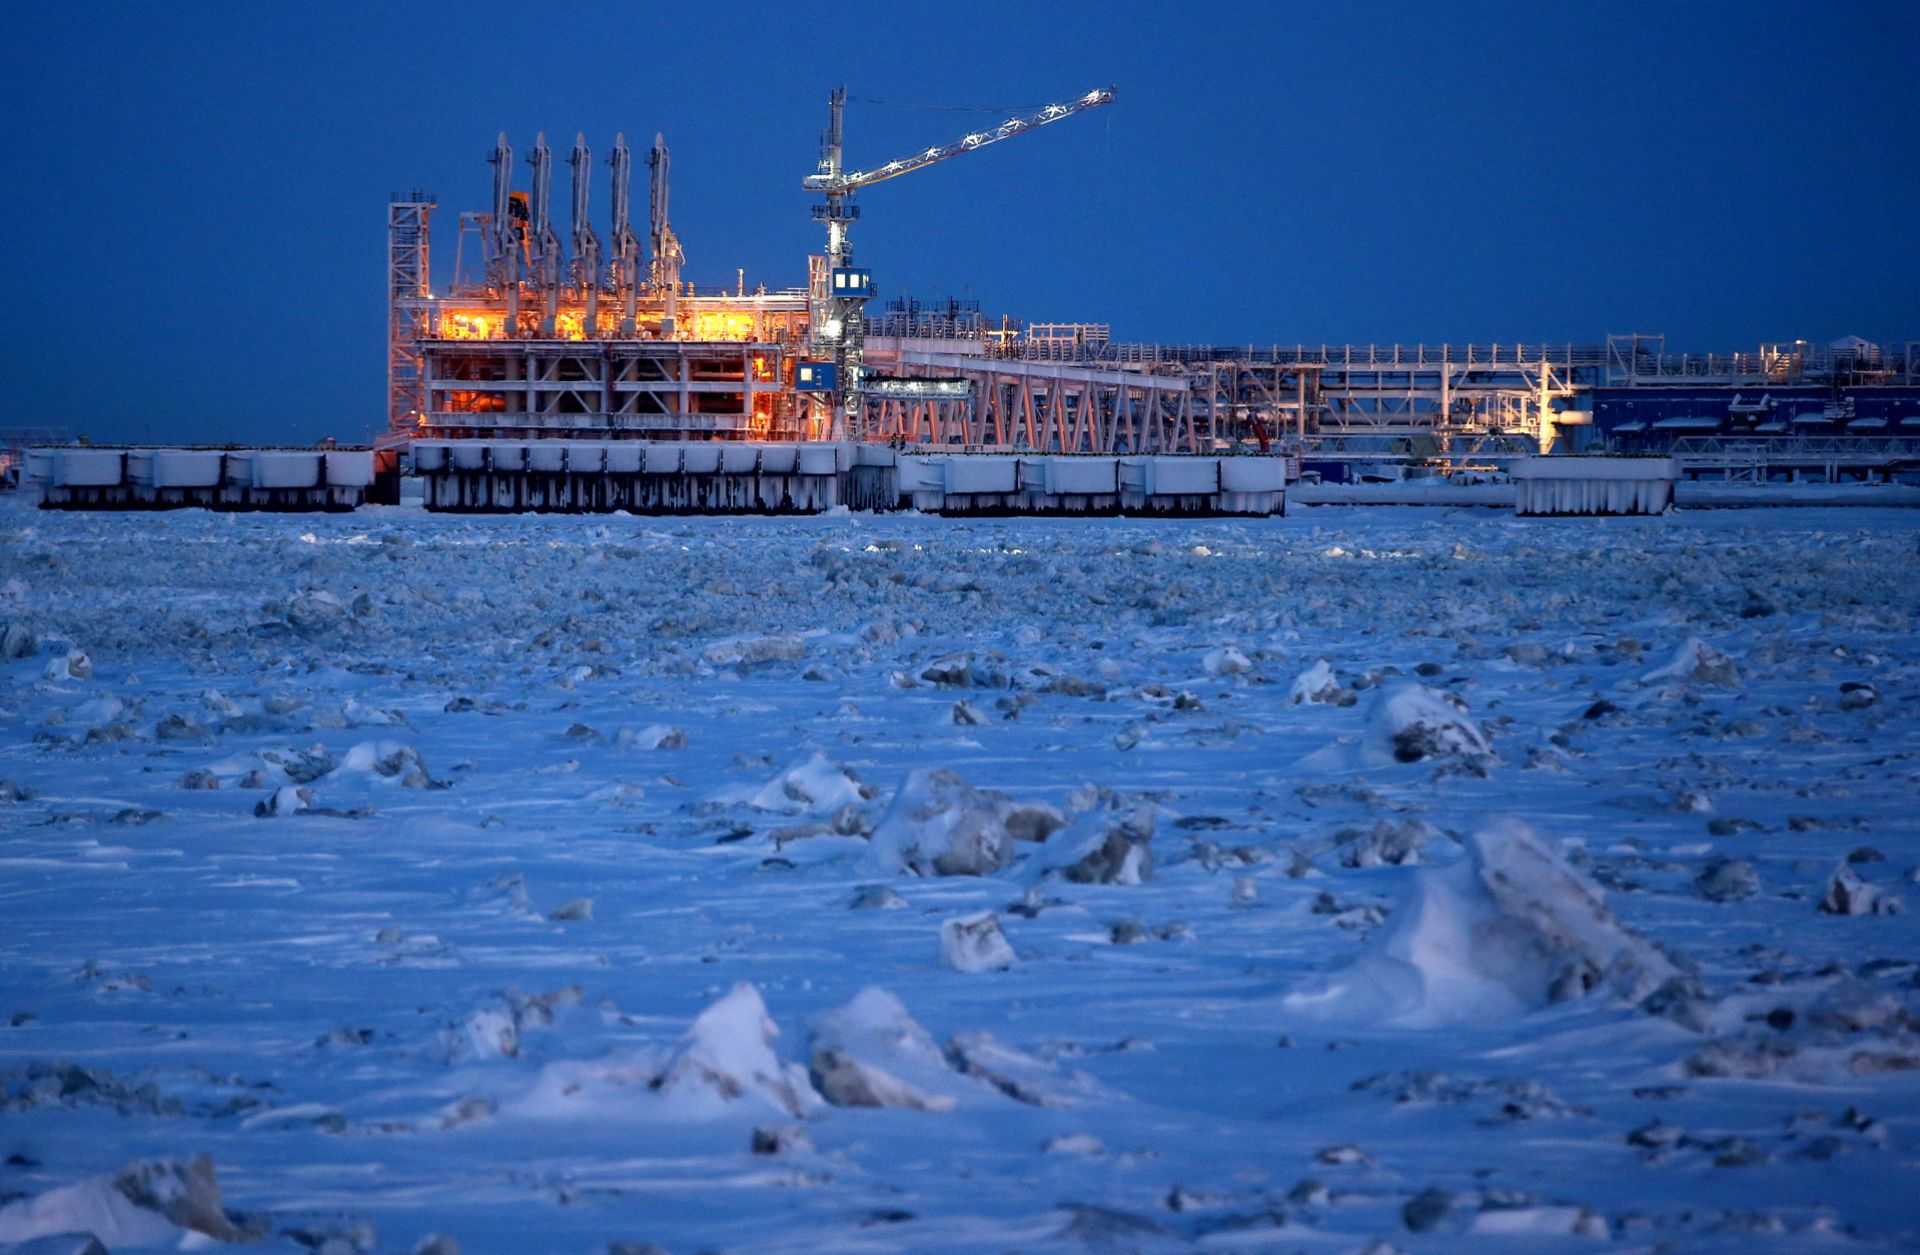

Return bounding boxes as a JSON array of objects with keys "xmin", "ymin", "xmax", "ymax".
[{"xmin": 3, "ymin": 497, "xmax": 1920, "ymax": 1253}]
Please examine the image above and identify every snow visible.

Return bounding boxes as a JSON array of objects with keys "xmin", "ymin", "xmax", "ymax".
[{"xmin": 3, "ymin": 496, "xmax": 1920, "ymax": 1252}]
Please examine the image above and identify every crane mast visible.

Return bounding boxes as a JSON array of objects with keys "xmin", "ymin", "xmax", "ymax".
[{"xmin": 805, "ymin": 86, "xmax": 1114, "ymax": 438}]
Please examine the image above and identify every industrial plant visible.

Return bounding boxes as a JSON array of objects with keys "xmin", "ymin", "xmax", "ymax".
[{"xmin": 19, "ymin": 84, "xmax": 1920, "ymax": 511}]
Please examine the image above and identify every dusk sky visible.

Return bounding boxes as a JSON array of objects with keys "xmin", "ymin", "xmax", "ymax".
[{"xmin": 5, "ymin": 1, "xmax": 1916, "ymax": 446}]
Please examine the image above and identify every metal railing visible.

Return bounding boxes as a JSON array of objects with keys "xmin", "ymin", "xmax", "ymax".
[
  {"xmin": 872, "ymin": 324, "xmax": 1920, "ymax": 384},
  {"xmin": 1667, "ymin": 435, "xmax": 1920, "ymax": 466},
  {"xmin": 871, "ymin": 327, "xmax": 1605, "ymax": 370},
  {"xmin": 422, "ymin": 411, "xmax": 756, "ymax": 432},
  {"xmin": 1260, "ymin": 343, "xmax": 1603, "ymax": 369}
]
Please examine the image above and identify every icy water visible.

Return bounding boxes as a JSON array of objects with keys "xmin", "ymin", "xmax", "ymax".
[{"xmin": 1, "ymin": 499, "xmax": 1917, "ymax": 1253}]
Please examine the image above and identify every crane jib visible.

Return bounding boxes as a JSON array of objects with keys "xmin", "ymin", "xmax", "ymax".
[
  {"xmin": 805, "ymin": 84, "xmax": 1113, "ymax": 441},
  {"xmin": 801, "ymin": 87, "xmax": 1114, "ymax": 193}
]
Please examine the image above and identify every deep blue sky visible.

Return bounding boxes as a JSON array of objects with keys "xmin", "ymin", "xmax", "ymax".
[{"xmin": 5, "ymin": 1, "xmax": 1916, "ymax": 445}]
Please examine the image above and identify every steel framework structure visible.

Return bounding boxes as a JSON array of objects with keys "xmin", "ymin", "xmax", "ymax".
[
  {"xmin": 863, "ymin": 334, "xmax": 1595, "ymax": 454},
  {"xmin": 1667, "ymin": 434, "xmax": 1920, "ymax": 481},
  {"xmin": 387, "ymin": 193, "xmax": 436, "ymax": 434},
  {"xmin": 862, "ymin": 343, "xmax": 1208, "ymax": 452},
  {"xmin": 422, "ymin": 339, "xmax": 797, "ymax": 439}
]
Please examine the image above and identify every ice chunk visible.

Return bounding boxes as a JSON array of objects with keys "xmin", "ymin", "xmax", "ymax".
[
  {"xmin": 945, "ymin": 1031, "xmax": 1097, "ymax": 1108},
  {"xmin": 1030, "ymin": 810, "xmax": 1155, "ymax": 885},
  {"xmin": 0, "ymin": 1182, "xmax": 180, "ymax": 1248},
  {"xmin": 1286, "ymin": 822, "xmax": 1678, "ymax": 1025},
  {"xmin": 808, "ymin": 988, "xmax": 963, "ymax": 1112},
  {"xmin": 652, "ymin": 983, "xmax": 820, "ymax": 1118},
  {"xmin": 704, "ymin": 635, "xmax": 805, "ymax": 666},
  {"xmin": 940, "ymin": 911, "xmax": 1017, "ymax": 972},
  {"xmin": 254, "ymin": 785, "xmax": 311, "ymax": 817},
  {"xmin": 1004, "ymin": 801, "xmax": 1067, "ymax": 843},
  {"xmin": 869, "ymin": 769, "xmax": 1031, "ymax": 876},
  {"xmin": 1203, "ymin": 645, "xmax": 1252, "ymax": 677},
  {"xmin": 0, "ymin": 1157, "xmax": 261, "ymax": 1248},
  {"xmin": 848, "ymin": 884, "xmax": 907, "ymax": 910},
  {"xmin": 1288, "ymin": 658, "xmax": 1346, "ymax": 706},
  {"xmin": 154, "ymin": 713, "xmax": 209, "ymax": 741},
  {"xmin": 750, "ymin": 1123, "xmax": 812, "ymax": 1156},
  {"xmin": 1045, "ymin": 1133, "xmax": 1105, "ymax": 1156},
  {"xmin": 336, "ymin": 739, "xmax": 431, "ymax": 784},
  {"xmin": 949, "ymin": 699, "xmax": 988, "ymax": 726},
  {"xmin": 286, "ymin": 590, "xmax": 350, "ymax": 634},
  {"xmin": 448, "ymin": 1006, "xmax": 519, "ymax": 1061},
  {"xmin": 201, "ymin": 689, "xmax": 243, "ymax": 720},
  {"xmin": 1820, "ymin": 864, "xmax": 1900, "ymax": 916},
  {"xmin": 1695, "ymin": 856, "xmax": 1759, "ymax": 902},
  {"xmin": 68, "ymin": 697, "xmax": 123, "ymax": 726},
  {"xmin": 1057, "ymin": 1204, "xmax": 1175, "ymax": 1247},
  {"xmin": 751, "ymin": 752, "xmax": 866, "ymax": 814},
  {"xmin": 1364, "ymin": 683, "xmax": 1493, "ymax": 767},
  {"xmin": 1468, "ymin": 1204, "xmax": 1607, "ymax": 1238},
  {"xmin": 1335, "ymin": 818, "xmax": 1434, "ymax": 869},
  {"xmin": 2, "ymin": 623, "xmax": 38, "ymax": 660},
  {"xmin": 43, "ymin": 651, "xmax": 91, "ymax": 682},
  {"xmin": 1642, "ymin": 637, "xmax": 1739, "ymax": 687},
  {"xmin": 617, "ymin": 724, "xmax": 686, "ymax": 751}
]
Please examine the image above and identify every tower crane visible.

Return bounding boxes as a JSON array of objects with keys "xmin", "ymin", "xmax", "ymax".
[{"xmin": 802, "ymin": 86, "xmax": 1115, "ymax": 438}]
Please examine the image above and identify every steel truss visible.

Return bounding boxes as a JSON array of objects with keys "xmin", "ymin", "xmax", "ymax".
[
  {"xmin": 1668, "ymin": 434, "xmax": 1920, "ymax": 482},
  {"xmin": 387, "ymin": 193, "xmax": 436, "ymax": 433},
  {"xmin": 862, "ymin": 348, "xmax": 1207, "ymax": 452}
]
